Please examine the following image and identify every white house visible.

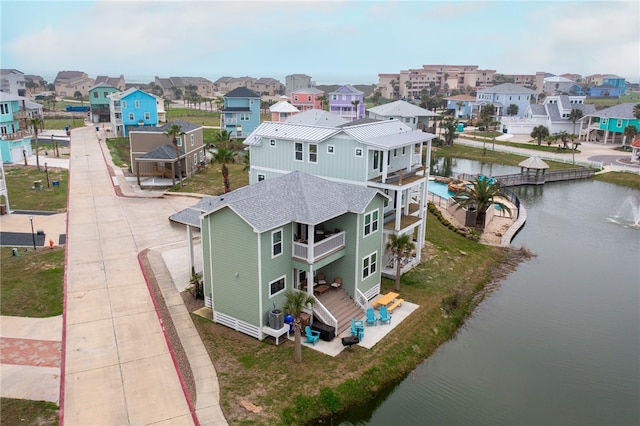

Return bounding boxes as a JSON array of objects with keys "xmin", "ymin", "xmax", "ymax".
[
  {"xmin": 476, "ymin": 83, "xmax": 536, "ymax": 118},
  {"xmin": 367, "ymin": 100, "xmax": 439, "ymax": 131}
]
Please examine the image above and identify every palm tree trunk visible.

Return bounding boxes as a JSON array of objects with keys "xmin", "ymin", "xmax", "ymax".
[
  {"xmin": 222, "ymin": 164, "xmax": 230, "ymax": 193},
  {"xmin": 293, "ymin": 322, "xmax": 302, "ymax": 363},
  {"xmin": 394, "ymin": 257, "xmax": 402, "ymax": 291}
]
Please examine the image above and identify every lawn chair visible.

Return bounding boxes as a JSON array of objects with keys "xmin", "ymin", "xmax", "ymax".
[
  {"xmin": 304, "ymin": 326, "xmax": 320, "ymax": 346},
  {"xmin": 316, "ymin": 273, "xmax": 327, "ymax": 286},
  {"xmin": 351, "ymin": 319, "xmax": 364, "ymax": 340},
  {"xmin": 330, "ymin": 276, "xmax": 342, "ymax": 290},
  {"xmin": 365, "ymin": 308, "xmax": 378, "ymax": 326},
  {"xmin": 379, "ymin": 306, "xmax": 392, "ymax": 325}
]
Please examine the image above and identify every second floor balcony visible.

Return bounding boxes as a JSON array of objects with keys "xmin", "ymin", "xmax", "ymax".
[
  {"xmin": 1, "ymin": 129, "xmax": 33, "ymax": 141},
  {"xmin": 292, "ymin": 230, "xmax": 346, "ymax": 263},
  {"xmin": 13, "ymin": 111, "xmax": 29, "ymax": 120}
]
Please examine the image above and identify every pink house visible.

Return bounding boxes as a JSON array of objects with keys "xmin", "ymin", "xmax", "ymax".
[
  {"xmin": 290, "ymin": 88, "xmax": 325, "ymax": 111},
  {"xmin": 269, "ymin": 98, "xmax": 299, "ymax": 122}
]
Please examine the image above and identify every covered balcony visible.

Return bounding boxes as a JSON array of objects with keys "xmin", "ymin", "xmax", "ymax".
[{"xmin": 292, "ymin": 227, "xmax": 345, "ymax": 263}]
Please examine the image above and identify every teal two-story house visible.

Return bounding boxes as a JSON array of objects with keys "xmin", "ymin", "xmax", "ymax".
[
  {"xmin": 189, "ymin": 171, "xmax": 386, "ymax": 340},
  {"xmin": 109, "ymin": 88, "xmax": 159, "ymax": 136},
  {"xmin": 220, "ymin": 87, "xmax": 260, "ymax": 138},
  {"xmin": 581, "ymin": 103, "xmax": 640, "ymax": 144},
  {"xmin": 0, "ymin": 93, "xmax": 33, "ymax": 163},
  {"xmin": 89, "ymin": 82, "xmax": 119, "ymax": 123}
]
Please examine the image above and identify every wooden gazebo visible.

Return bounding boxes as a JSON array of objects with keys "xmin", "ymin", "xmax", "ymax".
[
  {"xmin": 134, "ymin": 144, "xmax": 186, "ymax": 186},
  {"xmin": 519, "ymin": 156, "xmax": 549, "ymax": 184}
]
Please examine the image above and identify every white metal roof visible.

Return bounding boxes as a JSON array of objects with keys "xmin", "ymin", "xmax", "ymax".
[
  {"xmin": 269, "ymin": 100, "xmax": 299, "ymax": 113},
  {"xmin": 243, "ymin": 121, "xmax": 340, "ymax": 145},
  {"xmin": 367, "ymin": 100, "xmax": 438, "ymax": 118}
]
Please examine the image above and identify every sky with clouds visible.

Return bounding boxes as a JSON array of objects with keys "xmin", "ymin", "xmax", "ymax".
[{"xmin": 1, "ymin": 0, "xmax": 638, "ymax": 85}]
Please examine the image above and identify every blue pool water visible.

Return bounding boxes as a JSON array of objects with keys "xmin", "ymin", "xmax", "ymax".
[{"xmin": 428, "ymin": 180, "xmax": 455, "ymax": 199}]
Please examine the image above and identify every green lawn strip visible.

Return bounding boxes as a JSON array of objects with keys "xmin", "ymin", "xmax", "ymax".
[
  {"xmin": 192, "ymin": 213, "xmax": 509, "ymax": 425},
  {"xmin": 166, "ymin": 108, "xmax": 220, "ymax": 126},
  {"xmin": 593, "ymin": 171, "xmax": 640, "ymax": 190},
  {"xmin": 168, "ymin": 162, "xmax": 249, "ymax": 195},
  {"xmin": 3, "ymin": 166, "xmax": 68, "ymax": 212},
  {"xmin": 42, "ymin": 118, "xmax": 86, "ymax": 130},
  {"xmin": 0, "ymin": 398, "xmax": 59, "ymax": 426},
  {"xmin": 0, "ymin": 247, "xmax": 64, "ymax": 317},
  {"xmin": 434, "ymin": 144, "xmax": 582, "ymax": 171},
  {"xmin": 105, "ymin": 137, "xmax": 131, "ymax": 168}
]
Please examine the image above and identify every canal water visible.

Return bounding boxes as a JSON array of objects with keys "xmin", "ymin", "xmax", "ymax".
[{"xmin": 339, "ymin": 166, "xmax": 640, "ymax": 424}]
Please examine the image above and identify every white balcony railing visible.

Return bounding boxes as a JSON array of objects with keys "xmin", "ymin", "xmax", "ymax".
[{"xmin": 292, "ymin": 231, "xmax": 345, "ymax": 262}]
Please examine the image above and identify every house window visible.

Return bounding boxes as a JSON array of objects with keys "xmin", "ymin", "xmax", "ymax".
[
  {"xmin": 93, "ymin": 92, "xmax": 98, "ymax": 98},
  {"xmin": 332, "ymin": 94, "xmax": 337, "ymax": 100},
  {"xmin": 294, "ymin": 96, "xmax": 298, "ymax": 101},
  {"xmin": 295, "ymin": 142, "xmax": 303, "ymax": 161},
  {"xmin": 364, "ymin": 210, "xmax": 379, "ymax": 237},
  {"xmin": 309, "ymin": 144, "xmax": 317, "ymax": 163},
  {"xmin": 272, "ymin": 229, "xmax": 283, "ymax": 257},
  {"xmin": 177, "ymin": 136, "xmax": 182, "ymax": 147},
  {"xmin": 128, "ymin": 113, "xmax": 134, "ymax": 120},
  {"xmin": 0, "ymin": 103, "xmax": 7, "ymax": 114},
  {"xmin": 355, "ymin": 148, "xmax": 363, "ymax": 157},
  {"xmin": 122, "ymin": 101, "xmax": 127, "ymax": 108},
  {"xmin": 393, "ymin": 149, "xmax": 398, "ymax": 158},
  {"xmin": 144, "ymin": 112, "xmax": 150, "ymax": 120},
  {"xmin": 327, "ymin": 145, "xmax": 334, "ymax": 154},
  {"xmin": 240, "ymin": 114, "xmax": 249, "ymax": 121},
  {"xmin": 307, "ymin": 96, "xmax": 311, "ymax": 102},
  {"xmin": 373, "ymin": 151, "xmax": 379, "ymax": 169},
  {"xmin": 250, "ymin": 99, "xmax": 254, "ymax": 105},
  {"xmin": 269, "ymin": 276, "xmax": 286, "ymax": 297},
  {"xmin": 362, "ymin": 252, "xmax": 377, "ymax": 279},
  {"xmin": 601, "ymin": 119, "xmax": 607, "ymax": 125},
  {"xmin": 257, "ymin": 173, "xmax": 265, "ymax": 181},
  {"xmin": 402, "ymin": 146, "xmax": 406, "ymax": 155},
  {"xmin": 135, "ymin": 100, "xmax": 140, "ymax": 108},
  {"xmin": 270, "ymin": 139, "xmax": 276, "ymax": 147},
  {"xmin": 617, "ymin": 119, "xmax": 622, "ymax": 128},
  {"xmin": 104, "ymin": 91, "xmax": 109, "ymax": 98},
  {"xmin": 191, "ymin": 134, "xmax": 195, "ymax": 146}
]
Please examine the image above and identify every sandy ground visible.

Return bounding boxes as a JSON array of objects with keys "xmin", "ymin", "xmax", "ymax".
[{"xmin": 434, "ymin": 200, "xmax": 516, "ymax": 246}]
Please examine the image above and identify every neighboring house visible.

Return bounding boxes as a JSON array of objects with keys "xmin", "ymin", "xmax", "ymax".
[
  {"xmin": 476, "ymin": 83, "xmax": 535, "ymax": 118},
  {"xmin": 269, "ymin": 99, "xmax": 299, "ymax": 122},
  {"xmin": 24, "ymin": 74, "xmax": 47, "ymax": 94},
  {"xmin": 367, "ymin": 100, "xmax": 439, "ymax": 130},
  {"xmin": 630, "ymin": 137, "xmax": 640, "ymax": 162},
  {"xmin": 155, "ymin": 76, "xmax": 215, "ymax": 99},
  {"xmin": 253, "ymin": 77, "xmax": 284, "ymax": 96},
  {"xmin": 285, "ymin": 74, "xmax": 314, "ymax": 95},
  {"xmin": 129, "ymin": 120, "xmax": 204, "ymax": 184},
  {"xmin": 443, "ymin": 95, "xmax": 477, "ymax": 118},
  {"xmin": 89, "ymin": 82, "xmax": 119, "ymax": 123},
  {"xmin": 244, "ymin": 114, "xmax": 436, "ymax": 281},
  {"xmin": 587, "ymin": 84, "xmax": 621, "ymax": 98},
  {"xmin": 0, "ymin": 69, "xmax": 26, "ymax": 96},
  {"xmin": 184, "ymin": 171, "xmax": 387, "ymax": 341},
  {"xmin": 580, "ymin": 103, "xmax": 640, "ymax": 144},
  {"xmin": 290, "ymin": 88, "xmax": 325, "ymax": 111},
  {"xmin": 328, "ymin": 85, "xmax": 365, "ymax": 121},
  {"xmin": 0, "ymin": 93, "xmax": 34, "ymax": 163},
  {"xmin": 602, "ymin": 74, "xmax": 626, "ymax": 95},
  {"xmin": 542, "ymin": 75, "xmax": 574, "ymax": 94},
  {"xmin": 502, "ymin": 95, "xmax": 595, "ymax": 136},
  {"xmin": 109, "ymin": 88, "xmax": 160, "ymax": 137},
  {"xmin": 220, "ymin": 87, "xmax": 261, "ymax": 138},
  {"xmin": 53, "ymin": 70, "xmax": 94, "ymax": 97},
  {"xmin": 95, "ymin": 75, "xmax": 126, "ymax": 91}
]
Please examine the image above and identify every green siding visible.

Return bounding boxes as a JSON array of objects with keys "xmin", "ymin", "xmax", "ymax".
[
  {"xmin": 357, "ymin": 197, "xmax": 386, "ymax": 295},
  {"xmin": 209, "ymin": 207, "xmax": 260, "ymax": 325},
  {"xmin": 259, "ymin": 225, "xmax": 294, "ymax": 318}
]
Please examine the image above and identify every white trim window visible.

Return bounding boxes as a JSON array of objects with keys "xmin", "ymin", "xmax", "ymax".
[
  {"xmin": 240, "ymin": 113, "xmax": 250, "ymax": 121},
  {"xmin": 270, "ymin": 139, "xmax": 276, "ymax": 147},
  {"xmin": 122, "ymin": 100, "xmax": 127, "ymax": 108},
  {"xmin": 327, "ymin": 145, "xmax": 335, "ymax": 154},
  {"xmin": 144, "ymin": 112, "xmax": 150, "ymax": 120},
  {"xmin": 355, "ymin": 148, "xmax": 363, "ymax": 157},
  {"xmin": 269, "ymin": 275, "xmax": 286, "ymax": 297},
  {"xmin": 190, "ymin": 134, "xmax": 195, "ymax": 146},
  {"xmin": 177, "ymin": 136, "xmax": 183, "ymax": 147},
  {"xmin": 295, "ymin": 142, "xmax": 303, "ymax": 161},
  {"xmin": 272, "ymin": 229, "xmax": 283, "ymax": 257},
  {"xmin": 128, "ymin": 113, "xmax": 134, "ymax": 121},
  {"xmin": 135, "ymin": 100, "xmax": 140, "ymax": 108},
  {"xmin": 309, "ymin": 143, "xmax": 317, "ymax": 163},
  {"xmin": 363, "ymin": 210, "xmax": 379, "ymax": 236},
  {"xmin": 362, "ymin": 252, "xmax": 377, "ymax": 279}
]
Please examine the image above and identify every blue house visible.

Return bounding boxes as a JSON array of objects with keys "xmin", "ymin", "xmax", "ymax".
[
  {"xmin": 602, "ymin": 75, "xmax": 626, "ymax": 95},
  {"xmin": 476, "ymin": 83, "xmax": 535, "ymax": 118},
  {"xmin": 443, "ymin": 95, "xmax": 476, "ymax": 118},
  {"xmin": 0, "ymin": 93, "xmax": 33, "ymax": 163},
  {"xmin": 220, "ymin": 87, "xmax": 260, "ymax": 138},
  {"xmin": 109, "ymin": 88, "xmax": 159, "ymax": 137},
  {"xmin": 587, "ymin": 84, "xmax": 621, "ymax": 98}
]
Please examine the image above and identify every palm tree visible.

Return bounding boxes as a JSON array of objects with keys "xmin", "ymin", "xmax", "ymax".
[
  {"xmin": 211, "ymin": 146, "xmax": 235, "ymax": 193},
  {"xmin": 442, "ymin": 116, "xmax": 459, "ymax": 146},
  {"xmin": 633, "ymin": 104, "xmax": 640, "ymax": 120},
  {"xmin": 454, "ymin": 177, "xmax": 512, "ymax": 230},
  {"xmin": 568, "ymin": 108, "xmax": 583, "ymax": 137},
  {"xmin": 281, "ymin": 289, "xmax": 315, "ymax": 363},
  {"xmin": 530, "ymin": 125, "xmax": 549, "ymax": 146},
  {"xmin": 371, "ymin": 91, "xmax": 382, "ymax": 106},
  {"xmin": 558, "ymin": 131, "xmax": 569, "ymax": 149},
  {"xmin": 405, "ymin": 80, "xmax": 412, "ymax": 98},
  {"xmin": 623, "ymin": 125, "xmax": 638, "ymax": 146},
  {"xmin": 242, "ymin": 150, "xmax": 250, "ymax": 172},
  {"xmin": 74, "ymin": 91, "xmax": 83, "ymax": 105},
  {"xmin": 351, "ymin": 100, "xmax": 361, "ymax": 120},
  {"xmin": 30, "ymin": 117, "xmax": 42, "ymax": 171},
  {"xmin": 213, "ymin": 129, "xmax": 232, "ymax": 147},
  {"xmin": 386, "ymin": 233, "xmax": 415, "ymax": 291},
  {"xmin": 317, "ymin": 95, "xmax": 328, "ymax": 111},
  {"xmin": 165, "ymin": 124, "xmax": 185, "ymax": 187},
  {"xmin": 506, "ymin": 104, "xmax": 519, "ymax": 116}
]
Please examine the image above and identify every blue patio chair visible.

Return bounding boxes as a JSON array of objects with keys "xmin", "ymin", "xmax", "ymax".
[
  {"xmin": 304, "ymin": 326, "xmax": 320, "ymax": 346},
  {"xmin": 365, "ymin": 308, "xmax": 378, "ymax": 326},
  {"xmin": 351, "ymin": 319, "xmax": 364, "ymax": 340},
  {"xmin": 379, "ymin": 306, "xmax": 392, "ymax": 325}
]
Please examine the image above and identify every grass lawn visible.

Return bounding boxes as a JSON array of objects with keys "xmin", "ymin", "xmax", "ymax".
[
  {"xmin": 168, "ymin": 162, "xmax": 249, "ymax": 195},
  {"xmin": 587, "ymin": 93, "xmax": 640, "ymax": 109},
  {"xmin": 192, "ymin": 212, "xmax": 523, "ymax": 425},
  {"xmin": 0, "ymin": 246, "xmax": 65, "ymax": 317},
  {"xmin": 0, "ymin": 398, "xmax": 59, "ymax": 426},
  {"xmin": 433, "ymin": 144, "xmax": 581, "ymax": 171},
  {"xmin": 593, "ymin": 170, "xmax": 640, "ymax": 190},
  {"xmin": 43, "ymin": 117, "xmax": 86, "ymax": 131},
  {"xmin": 105, "ymin": 137, "xmax": 131, "ymax": 168},
  {"xmin": 3, "ymin": 166, "xmax": 68, "ymax": 212},
  {"xmin": 166, "ymin": 108, "xmax": 220, "ymax": 126}
]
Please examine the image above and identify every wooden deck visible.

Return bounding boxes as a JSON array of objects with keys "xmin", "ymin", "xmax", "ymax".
[
  {"xmin": 459, "ymin": 168, "xmax": 596, "ymax": 187},
  {"xmin": 315, "ymin": 288, "xmax": 365, "ymax": 336}
]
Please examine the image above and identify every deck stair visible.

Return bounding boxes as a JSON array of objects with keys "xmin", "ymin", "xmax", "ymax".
[{"xmin": 315, "ymin": 288, "xmax": 365, "ymax": 336}]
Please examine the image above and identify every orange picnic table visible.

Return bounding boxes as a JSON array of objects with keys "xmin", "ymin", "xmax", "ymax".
[{"xmin": 372, "ymin": 292, "xmax": 399, "ymax": 309}]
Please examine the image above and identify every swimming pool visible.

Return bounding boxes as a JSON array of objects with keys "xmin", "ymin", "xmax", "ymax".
[{"xmin": 428, "ymin": 181, "xmax": 455, "ymax": 199}]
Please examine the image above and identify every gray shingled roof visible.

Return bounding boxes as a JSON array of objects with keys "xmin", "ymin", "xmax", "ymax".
[
  {"xmin": 477, "ymin": 83, "xmax": 535, "ymax": 95},
  {"xmin": 529, "ymin": 104, "xmax": 547, "ymax": 116},
  {"xmin": 169, "ymin": 207, "xmax": 201, "ymax": 227},
  {"xmin": 137, "ymin": 144, "xmax": 185, "ymax": 160},
  {"xmin": 129, "ymin": 120, "xmax": 202, "ymax": 133},
  {"xmin": 583, "ymin": 103, "xmax": 638, "ymax": 119},
  {"xmin": 224, "ymin": 87, "xmax": 261, "ymax": 98},
  {"xmin": 190, "ymin": 171, "xmax": 379, "ymax": 232},
  {"xmin": 546, "ymin": 103, "xmax": 561, "ymax": 121},
  {"xmin": 367, "ymin": 100, "xmax": 438, "ymax": 118}
]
